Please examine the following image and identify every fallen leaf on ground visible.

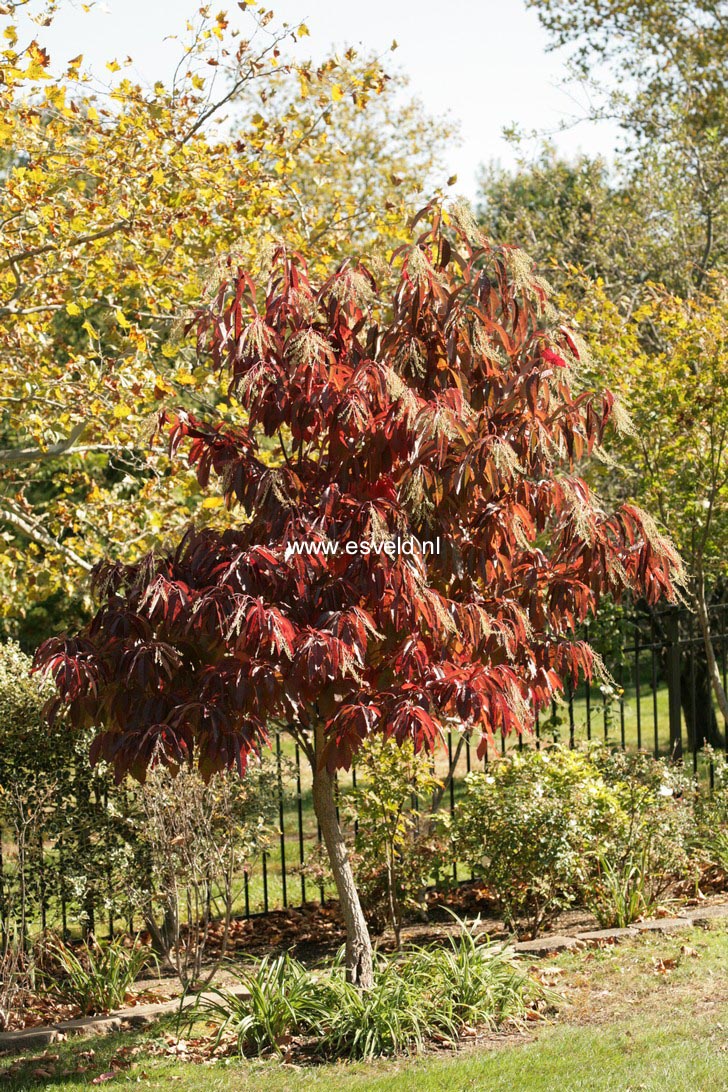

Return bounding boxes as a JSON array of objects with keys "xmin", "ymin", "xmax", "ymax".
[{"xmin": 652, "ymin": 957, "xmax": 677, "ymax": 974}]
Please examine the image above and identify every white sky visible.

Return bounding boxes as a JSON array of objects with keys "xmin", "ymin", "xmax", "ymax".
[{"xmin": 31, "ymin": 0, "xmax": 621, "ymax": 197}]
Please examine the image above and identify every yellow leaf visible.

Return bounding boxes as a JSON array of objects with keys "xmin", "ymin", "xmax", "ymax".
[
  {"xmin": 106, "ymin": 59, "xmax": 120, "ymax": 73},
  {"xmin": 161, "ymin": 343, "xmax": 177, "ymax": 359},
  {"xmin": 114, "ymin": 309, "xmax": 131, "ymax": 329},
  {"xmin": 112, "ymin": 404, "xmax": 131, "ymax": 419},
  {"xmin": 66, "ymin": 302, "xmax": 82, "ymax": 316},
  {"xmin": 81, "ymin": 319, "xmax": 99, "ymax": 339},
  {"xmin": 201, "ymin": 496, "xmax": 224, "ymax": 509},
  {"xmin": 152, "ymin": 168, "xmax": 165, "ymax": 186},
  {"xmin": 173, "ymin": 369, "xmax": 196, "ymax": 385},
  {"xmin": 298, "ymin": 22, "xmax": 310, "ymax": 37},
  {"xmin": 26, "ymin": 61, "xmax": 51, "ymax": 81},
  {"xmin": 331, "ymin": 85, "xmax": 344, "ymax": 102}
]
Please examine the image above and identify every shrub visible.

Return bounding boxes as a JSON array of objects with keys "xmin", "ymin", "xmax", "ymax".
[
  {"xmin": 707, "ymin": 749, "xmax": 728, "ymax": 827},
  {"xmin": 687, "ymin": 747, "xmax": 728, "ymax": 877},
  {"xmin": 347, "ymin": 736, "xmax": 447, "ymax": 944},
  {"xmin": 0, "ymin": 641, "xmax": 59, "ymax": 941},
  {"xmin": 43, "ymin": 936, "xmax": 151, "ymax": 1015},
  {"xmin": 0, "ymin": 639, "xmax": 281, "ymax": 954},
  {"xmin": 586, "ymin": 748, "xmax": 696, "ymax": 925},
  {"xmin": 0, "ymin": 640, "xmax": 140, "ymax": 942},
  {"xmin": 452, "ymin": 744, "xmax": 698, "ymax": 933},
  {"xmin": 452, "ymin": 747, "xmax": 621, "ymax": 934},
  {"xmin": 136, "ymin": 757, "xmax": 278, "ymax": 989}
]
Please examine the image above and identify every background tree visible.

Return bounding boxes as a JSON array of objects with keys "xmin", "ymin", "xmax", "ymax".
[
  {"xmin": 572, "ymin": 278, "xmax": 728, "ymax": 739},
  {"xmin": 0, "ymin": 2, "xmax": 453, "ymax": 641},
  {"xmin": 478, "ymin": 0, "xmax": 728, "ymax": 739},
  {"xmin": 478, "ymin": 147, "xmax": 714, "ymax": 299},
  {"xmin": 525, "ymin": 0, "xmax": 726, "ymax": 293},
  {"xmin": 36, "ymin": 201, "xmax": 681, "ymax": 986}
]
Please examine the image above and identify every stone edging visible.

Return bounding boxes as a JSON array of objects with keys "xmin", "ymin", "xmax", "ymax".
[
  {"xmin": 0, "ymin": 984, "xmax": 250, "ymax": 1055},
  {"xmin": 2, "ymin": 903, "xmax": 727, "ymax": 1056},
  {"xmin": 510, "ymin": 902, "xmax": 728, "ymax": 956}
]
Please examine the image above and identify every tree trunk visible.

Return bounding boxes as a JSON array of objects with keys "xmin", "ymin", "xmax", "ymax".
[
  {"xmin": 695, "ymin": 583, "xmax": 728, "ymax": 734},
  {"xmin": 681, "ymin": 654, "xmax": 723, "ymax": 751},
  {"xmin": 311, "ymin": 724, "xmax": 373, "ymax": 989}
]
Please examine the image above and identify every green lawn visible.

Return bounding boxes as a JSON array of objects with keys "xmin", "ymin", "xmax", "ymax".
[{"xmin": 3, "ymin": 925, "xmax": 727, "ymax": 1090}]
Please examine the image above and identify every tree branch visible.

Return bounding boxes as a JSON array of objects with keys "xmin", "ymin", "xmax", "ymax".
[
  {"xmin": 1, "ymin": 220, "xmax": 131, "ymax": 270},
  {"xmin": 177, "ymin": 29, "xmax": 292, "ymax": 147},
  {"xmin": 0, "ymin": 422, "xmax": 87, "ymax": 467},
  {"xmin": 0, "ymin": 503, "xmax": 93, "ymax": 572}
]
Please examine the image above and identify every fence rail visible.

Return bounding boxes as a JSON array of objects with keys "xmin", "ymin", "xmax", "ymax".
[{"xmin": 1, "ymin": 603, "xmax": 726, "ymax": 936}]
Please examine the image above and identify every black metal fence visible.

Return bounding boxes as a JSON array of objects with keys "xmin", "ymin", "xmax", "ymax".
[
  {"xmin": 242, "ymin": 601, "xmax": 728, "ymax": 917},
  {"xmin": 1, "ymin": 603, "xmax": 726, "ymax": 934}
]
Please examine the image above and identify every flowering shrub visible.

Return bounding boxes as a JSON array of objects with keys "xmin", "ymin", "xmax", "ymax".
[
  {"xmin": 453, "ymin": 745, "xmax": 697, "ymax": 934},
  {"xmin": 453, "ymin": 748, "xmax": 621, "ymax": 934},
  {"xmin": 586, "ymin": 747, "xmax": 697, "ymax": 924}
]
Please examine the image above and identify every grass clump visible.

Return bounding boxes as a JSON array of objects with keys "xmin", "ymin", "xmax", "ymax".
[
  {"xmin": 188, "ymin": 920, "xmax": 544, "ymax": 1060},
  {"xmin": 192, "ymin": 953, "xmax": 335, "ymax": 1056},
  {"xmin": 43, "ymin": 936, "xmax": 152, "ymax": 1015},
  {"xmin": 323, "ymin": 925, "xmax": 542, "ymax": 1059}
]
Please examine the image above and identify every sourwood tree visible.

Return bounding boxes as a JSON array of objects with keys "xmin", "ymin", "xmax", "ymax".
[{"xmin": 35, "ymin": 202, "xmax": 681, "ymax": 986}]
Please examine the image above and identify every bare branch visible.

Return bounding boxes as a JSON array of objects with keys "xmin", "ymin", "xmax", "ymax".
[
  {"xmin": 0, "ymin": 503, "xmax": 93, "ymax": 572},
  {"xmin": 1, "ymin": 220, "xmax": 132, "ymax": 270},
  {"xmin": 0, "ymin": 422, "xmax": 87, "ymax": 467}
]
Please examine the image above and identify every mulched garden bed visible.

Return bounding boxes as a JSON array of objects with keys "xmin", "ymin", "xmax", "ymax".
[
  {"xmin": 5, "ymin": 864, "xmax": 727, "ymax": 1038},
  {"xmin": 4, "ymin": 987, "xmax": 176, "ymax": 1035}
]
